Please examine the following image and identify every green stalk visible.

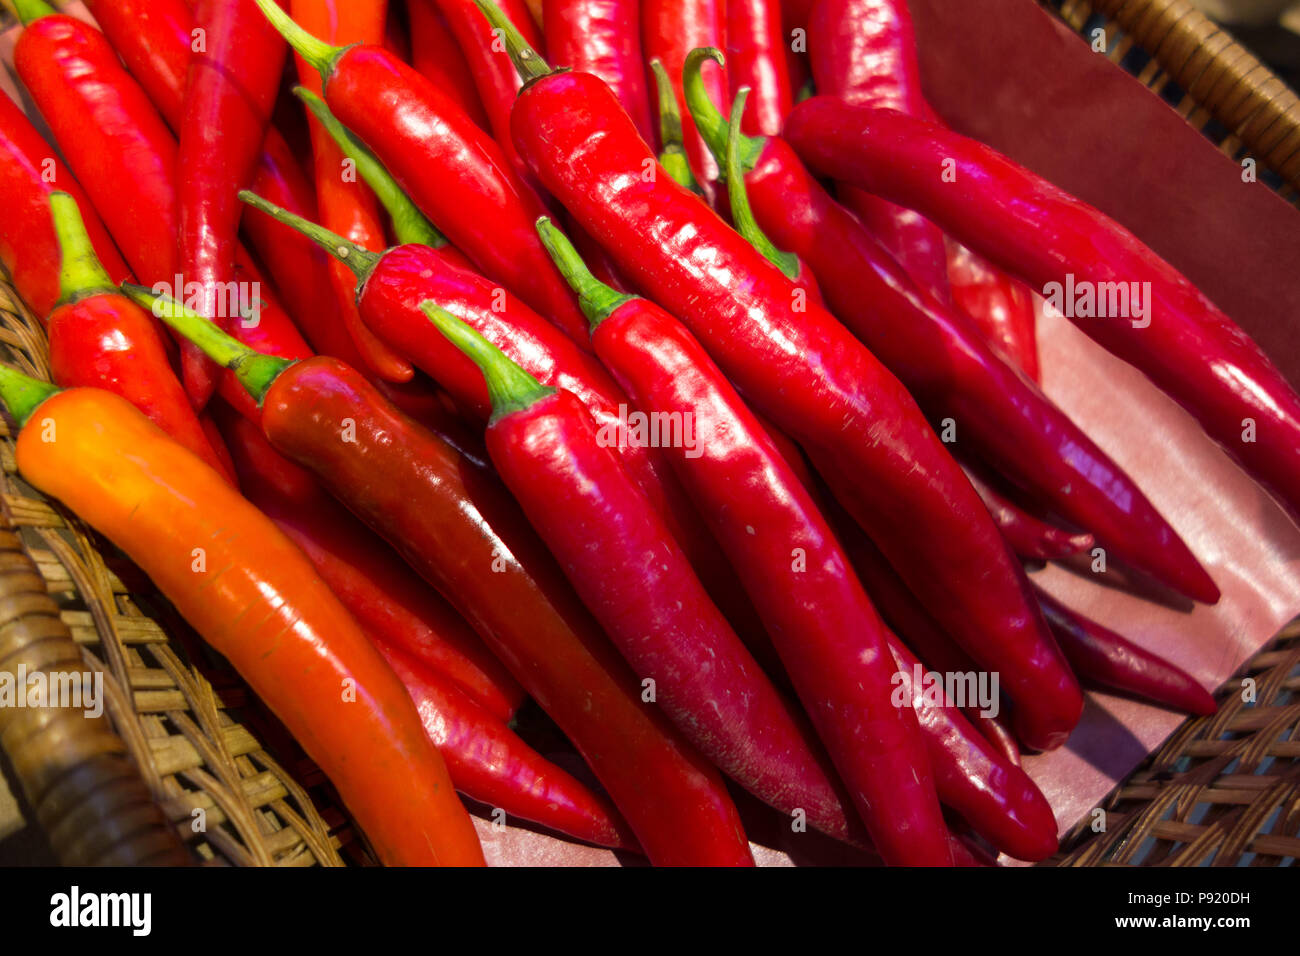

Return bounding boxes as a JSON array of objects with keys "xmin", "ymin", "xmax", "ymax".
[
  {"xmin": 10, "ymin": 0, "xmax": 56, "ymax": 26},
  {"xmin": 0, "ymin": 364, "xmax": 59, "ymax": 428},
  {"xmin": 419, "ymin": 302, "xmax": 553, "ymax": 422},
  {"xmin": 50, "ymin": 193, "xmax": 114, "ymax": 306},
  {"xmin": 294, "ymin": 87, "xmax": 448, "ymax": 249},
  {"xmin": 251, "ymin": 0, "xmax": 347, "ymax": 84},
  {"xmin": 471, "ymin": 0, "xmax": 552, "ymax": 85},
  {"xmin": 725, "ymin": 90, "xmax": 799, "ymax": 281},
  {"xmin": 238, "ymin": 190, "xmax": 381, "ymax": 285},
  {"xmin": 682, "ymin": 47, "xmax": 763, "ymax": 181},
  {"xmin": 534, "ymin": 218, "xmax": 635, "ymax": 332},
  {"xmin": 649, "ymin": 59, "xmax": 701, "ymax": 195},
  {"xmin": 121, "ymin": 285, "xmax": 294, "ymax": 405}
]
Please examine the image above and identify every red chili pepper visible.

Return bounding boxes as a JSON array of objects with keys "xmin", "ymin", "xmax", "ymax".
[
  {"xmin": 288, "ymin": 0, "xmax": 415, "ymax": 385},
  {"xmin": 376, "ymin": 639, "xmax": 636, "ymax": 849},
  {"xmin": 805, "ymin": 0, "xmax": 950, "ymax": 303},
  {"xmin": 175, "ymin": 0, "xmax": 287, "ymax": 409},
  {"xmin": 0, "ymin": 95, "xmax": 131, "ymax": 323},
  {"xmin": 962, "ymin": 466, "xmax": 1095, "ymax": 562},
  {"xmin": 784, "ymin": 99, "xmax": 1300, "ymax": 529},
  {"xmin": 685, "ymin": 53, "xmax": 1218, "ymax": 605},
  {"xmin": 407, "ymin": 0, "xmax": 493, "ymax": 129},
  {"xmin": 727, "ymin": 0, "xmax": 793, "ymax": 135},
  {"xmin": 127, "ymin": 285, "xmax": 754, "ymax": 866},
  {"xmin": 531, "ymin": 222, "xmax": 947, "ymax": 860},
  {"xmin": 946, "ymin": 238, "xmax": 1041, "ymax": 384},
  {"xmin": 543, "ymin": 0, "xmax": 655, "ymax": 145},
  {"xmin": 44, "ymin": 193, "xmax": 233, "ymax": 484},
  {"xmin": 253, "ymin": 0, "xmax": 590, "ymax": 347},
  {"xmin": 1035, "ymin": 589, "xmax": 1217, "ymax": 716},
  {"xmin": 642, "ymin": 0, "xmax": 728, "ymax": 187},
  {"xmin": 488, "ymin": 20, "xmax": 1081, "ymax": 752},
  {"xmin": 214, "ymin": 403, "xmax": 526, "ymax": 721}
]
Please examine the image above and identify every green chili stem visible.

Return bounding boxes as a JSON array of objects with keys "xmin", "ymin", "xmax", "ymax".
[
  {"xmin": 0, "ymin": 364, "xmax": 59, "ymax": 428},
  {"xmin": 10, "ymin": 0, "xmax": 56, "ymax": 26},
  {"xmin": 294, "ymin": 87, "xmax": 447, "ymax": 249},
  {"xmin": 650, "ymin": 59, "xmax": 701, "ymax": 195},
  {"xmin": 534, "ymin": 218, "xmax": 635, "ymax": 332},
  {"xmin": 251, "ymin": 0, "xmax": 345, "ymax": 83},
  {"xmin": 50, "ymin": 193, "xmax": 114, "ymax": 305},
  {"xmin": 121, "ymin": 285, "xmax": 293, "ymax": 405},
  {"xmin": 419, "ymin": 302, "xmax": 553, "ymax": 421},
  {"xmin": 471, "ymin": 0, "xmax": 552, "ymax": 85},
  {"xmin": 238, "ymin": 190, "xmax": 380, "ymax": 283},
  {"xmin": 725, "ymin": 90, "xmax": 799, "ymax": 281},
  {"xmin": 682, "ymin": 47, "xmax": 764, "ymax": 181}
]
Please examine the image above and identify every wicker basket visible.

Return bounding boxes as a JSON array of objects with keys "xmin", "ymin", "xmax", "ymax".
[{"xmin": 0, "ymin": 0, "xmax": 1297, "ymax": 867}]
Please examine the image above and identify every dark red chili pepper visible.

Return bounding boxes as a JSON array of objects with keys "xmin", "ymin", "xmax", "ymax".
[
  {"xmin": 642, "ymin": 0, "xmax": 728, "ymax": 187},
  {"xmin": 946, "ymin": 238, "xmax": 1040, "ymax": 384},
  {"xmin": 784, "ymin": 99, "xmax": 1300, "ymax": 529},
  {"xmin": 727, "ymin": 0, "xmax": 793, "ymax": 135},
  {"xmin": 45, "ymin": 192, "xmax": 233, "ymax": 483},
  {"xmin": 1035, "ymin": 589, "xmax": 1217, "ymax": 716},
  {"xmin": 253, "ymin": 0, "xmax": 590, "ymax": 347},
  {"xmin": 779, "ymin": 0, "xmax": 812, "ymax": 99},
  {"xmin": 376, "ymin": 639, "xmax": 636, "ymax": 849},
  {"xmin": 487, "ymin": 20, "xmax": 1081, "ymax": 751},
  {"xmin": 127, "ymin": 286, "xmax": 754, "ymax": 866},
  {"xmin": 215, "ymin": 402, "xmax": 526, "ymax": 721},
  {"xmin": 686, "ymin": 53, "xmax": 1219, "ymax": 605},
  {"xmin": 0, "ymin": 90, "xmax": 130, "ymax": 319},
  {"xmin": 422, "ymin": 299, "xmax": 861, "ymax": 858},
  {"xmin": 963, "ymin": 466, "xmax": 1095, "ymax": 562},
  {"xmin": 176, "ymin": 0, "xmax": 287, "ymax": 409},
  {"xmin": 407, "ymin": 0, "xmax": 493, "ymax": 129},
  {"xmin": 544, "ymin": 0, "xmax": 655, "ymax": 146},
  {"xmin": 805, "ymin": 0, "xmax": 950, "ymax": 303},
  {"xmin": 532, "ymin": 221, "xmax": 946, "ymax": 860}
]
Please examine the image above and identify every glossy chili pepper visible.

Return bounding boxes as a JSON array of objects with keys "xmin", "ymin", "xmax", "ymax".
[
  {"xmin": 377, "ymin": 639, "xmax": 636, "ymax": 849},
  {"xmin": 125, "ymin": 285, "xmax": 754, "ymax": 866},
  {"xmin": 0, "ymin": 369, "xmax": 484, "ymax": 867},
  {"xmin": 422, "ymin": 299, "xmax": 859, "ymax": 855},
  {"xmin": 1035, "ymin": 589, "xmax": 1217, "ymax": 716},
  {"xmin": 805, "ymin": 0, "xmax": 950, "ymax": 303},
  {"xmin": 642, "ymin": 0, "xmax": 728, "ymax": 188},
  {"xmin": 946, "ymin": 238, "xmax": 1040, "ymax": 384},
  {"xmin": 253, "ymin": 0, "xmax": 590, "ymax": 347},
  {"xmin": 963, "ymin": 466, "xmax": 1095, "ymax": 562},
  {"xmin": 544, "ymin": 0, "xmax": 655, "ymax": 145},
  {"xmin": 487, "ymin": 21, "xmax": 1081, "ymax": 752},
  {"xmin": 407, "ymin": 0, "xmax": 493, "ymax": 129},
  {"xmin": 685, "ymin": 53, "xmax": 1219, "ymax": 605},
  {"xmin": 289, "ymin": 0, "xmax": 414, "ymax": 385},
  {"xmin": 785, "ymin": 99, "xmax": 1300, "ymax": 529},
  {"xmin": 214, "ymin": 402, "xmax": 525, "ymax": 720},
  {"xmin": 175, "ymin": 0, "xmax": 287, "ymax": 409},
  {"xmin": 45, "ymin": 193, "xmax": 233, "ymax": 484},
  {"xmin": 727, "ymin": 0, "xmax": 793, "ymax": 135},
  {"xmin": 0, "ymin": 92, "xmax": 130, "ymax": 319},
  {"xmin": 532, "ymin": 222, "xmax": 947, "ymax": 861}
]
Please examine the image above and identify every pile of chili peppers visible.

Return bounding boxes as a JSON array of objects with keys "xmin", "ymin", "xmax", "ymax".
[{"xmin": 0, "ymin": 0, "xmax": 1286, "ymax": 867}]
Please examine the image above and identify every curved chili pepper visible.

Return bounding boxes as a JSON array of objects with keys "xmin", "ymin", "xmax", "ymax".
[
  {"xmin": 424, "ymin": 298, "xmax": 867, "ymax": 857},
  {"xmin": 0, "ymin": 369, "xmax": 484, "ymax": 867},
  {"xmin": 377, "ymin": 639, "xmax": 636, "ymax": 849},
  {"xmin": 1035, "ymin": 589, "xmax": 1217, "ymax": 716},
  {"xmin": 175, "ymin": 0, "xmax": 287, "ymax": 409},
  {"xmin": 407, "ymin": 0, "xmax": 493, "ymax": 129},
  {"xmin": 45, "ymin": 193, "xmax": 234, "ymax": 484},
  {"xmin": 214, "ymin": 403, "xmax": 525, "ymax": 720},
  {"xmin": 0, "ymin": 91, "xmax": 130, "ymax": 319},
  {"xmin": 544, "ymin": 0, "xmax": 655, "ymax": 145},
  {"xmin": 946, "ymin": 238, "xmax": 1040, "ymax": 384},
  {"xmin": 962, "ymin": 466, "xmax": 1095, "ymax": 562},
  {"xmin": 805, "ymin": 0, "xmax": 950, "ymax": 304},
  {"xmin": 642, "ymin": 0, "xmax": 728, "ymax": 188},
  {"xmin": 485, "ymin": 20, "xmax": 1080, "ymax": 752},
  {"xmin": 125, "ymin": 285, "xmax": 754, "ymax": 866},
  {"xmin": 685, "ymin": 53, "xmax": 1219, "ymax": 605},
  {"xmin": 784, "ymin": 99, "xmax": 1300, "ymax": 529},
  {"xmin": 252, "ymin": 0, "xmax": 590, "ymax": 347},
  {"xmin": 727, "ymin": 0, "xmax": 793, "ymax": 135},
  {"xmin": 289, "ymin": 0, "xmax": 414, "ymax": 385},
  {"xmin": 532, "ymin": 222, "xmax": 947, "ymax": 861}
]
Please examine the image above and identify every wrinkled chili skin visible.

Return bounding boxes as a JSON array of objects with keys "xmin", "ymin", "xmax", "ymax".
[
  {"xmin": 784, "ymin": 99, "xmax": 1300, "ymax": 527},
  {"xmin": 258, "ymin": 357, "xmax": 754, "ymax": 865},
  {"xmin": 511, "ymin": 71, "xmax": 1081, "ymax": 751}
]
